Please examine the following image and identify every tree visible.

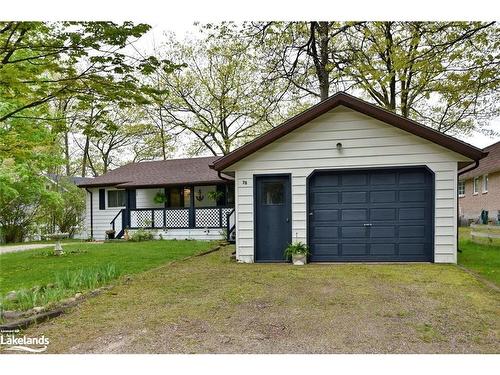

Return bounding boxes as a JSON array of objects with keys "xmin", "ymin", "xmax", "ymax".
[
  {"xmin": 254, "ymin": 21, "xmax": 500, "ymax": 135},
  {"xmin": 148, "ymin": 32, "xmax": 293, "ymax": 155},
  {"xmin": 341, "ymin": 22, "xmax": 499, "ymax": 135},
  {"xmin": 251, "ymin": 21, "xmax": 361, "ymax": 100},
  {"xmin": 0, "ymin": 21, "xmax": 171, "ymax": 123},
  {"xmin": 42, "ymin": 177, "xmax": 86, "ymax": 238}
]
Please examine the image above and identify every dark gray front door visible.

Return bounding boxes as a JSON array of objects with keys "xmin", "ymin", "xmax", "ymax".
[
  {"xmin": 255, "ymin": 175, "xmax": 291, "ymax": 262},
  {"xmin": 308, "ymin": 167, "xmax": 434, "ymax": 262}
]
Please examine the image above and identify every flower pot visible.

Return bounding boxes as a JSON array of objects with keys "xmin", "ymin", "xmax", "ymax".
[{"xmin": 292, "ymin": 253, "xmax": 307, "ymax": 265}]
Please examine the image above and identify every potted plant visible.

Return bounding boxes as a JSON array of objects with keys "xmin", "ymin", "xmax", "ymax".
[
  {"xmin": 284, "ymin": 242, "xmax": 309, "ymax": 265},
  {"xmin": 153, "ymin": 191, "xmax": 168, "ymax": 205}
]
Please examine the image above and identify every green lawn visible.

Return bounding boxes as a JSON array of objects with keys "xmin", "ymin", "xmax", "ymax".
[
  {"xmin": 458, "ymin": 227, "xmax": 500, "ymax": 286},
  {"xmin": 0, "ymin": 240, "xmax": 217, "ymax": 296},
  {"xmin": 21, "ymin": 245, "xmax": 500, "ymax": 353}
]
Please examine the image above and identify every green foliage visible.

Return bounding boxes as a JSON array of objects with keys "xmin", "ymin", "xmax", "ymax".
[
  {"xmin": 153, "ymin": 191, "xmax": 168, "ymax": 204},
  {"xmin": 1, "ymin": 264, "xmax": 119, "ymax": 311},
  {"xmin": 40, "ymin": 177, "xmax": 86, "ymax": 237},
  {"xmin": 251, "ymin": 21, "xmax": 500, "ymax": 135},
  {"xmin": 207, "ymin": 190, "xmax": 224, "ymax": 203},
  {"xmin": 0, "ymin": 240, "xmax": 216, "ymax": 295},
  {"xmin": 284, "ymin": 242, "xmax": 310, "ymax": 258},
  {"xmin": 128, "ymin": 229, "xmax": 154, "ymax": 242}
]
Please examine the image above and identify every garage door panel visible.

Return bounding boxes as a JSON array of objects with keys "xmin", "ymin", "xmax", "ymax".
[
  {"xmin": 342, "ymin": 191, "xmax": 367, "ymax": 203},
  {"xmin": 313, "ymin": 209, "xmax": 339, "ymax": 221},
  {"xmin": 341, "ymin": 226, "xmax": 366, "ymax": 238},
  {"xmin": 314, "ymin": 192, "xmax": 339, "ymax": 204},
  {"xmin": 312, "ymin": 226, "xmax": 339, "ymax": 239},
  {"xmin": 313, "ymin": 174, "xmax": 339, "ymax": 187},
  {"xmin": 399, "ymin": 207, "xmax": 425, "ymax": 220},
  {"xmin": 370, "ymin": 190, "xmax": 396, "ymax": 203},
  {"xmin": 399, "ymin": 171, "xmax": 427, "ymax": 184},
  {"xmin": 371, "ymin": 208, "xmax": 396, "ymax": 220},
  {"xmin": 313, "ymin": 243, "xmax": 339, "ymax": 255},
  {"xmin": 341, "ymin": 243, "xmax": 367, "ymax": 255},
  {"xmin": 341, "ymin": 174, "xmax": 367, "ymax": 186},
  {"xmin": 399, "ymin": 243, "xmax": 427, "ymax": 255},
  {"xmin": 370, "ymin": 243, "xmax": 396, "ymax": 255},
  {"xmin": 370, "ymin": 226, "xmax": 396, "ymax": 238},
  {"xmin": 309, "ymin": 167, "xmax": 434, "ymax": 262},
  {"xmin": 370, "ymin": 172, "xmax": 397, "ymax": 185},
  {"xmin": 399, "ymin": 225, "xmax": 425, "ymax": 238},
  {"xmin": 399, "ymin": 190, "xmax": 426, "ymax": 202},
  {"xmin": 341, "ymin": 209, "xmax": 367, "ymax": 221}
]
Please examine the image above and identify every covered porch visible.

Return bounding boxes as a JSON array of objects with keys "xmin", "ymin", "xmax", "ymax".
[{"xmin": 110, "ymin": 184, "xmax": 235, "ymax": 240}]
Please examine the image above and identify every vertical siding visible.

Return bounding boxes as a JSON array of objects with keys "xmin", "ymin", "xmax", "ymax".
[{"xmin": 226, "ymin": 106, "xmax": 469, "ymax": 263}]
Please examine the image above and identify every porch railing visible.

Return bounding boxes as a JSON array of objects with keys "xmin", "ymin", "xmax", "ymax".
[{"xmin": 128, "ymin": 206, "xmax": 234, "ymax": 230}]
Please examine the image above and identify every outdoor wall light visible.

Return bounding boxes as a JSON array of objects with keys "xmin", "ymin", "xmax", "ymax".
[{"xmin": 336, "ymin": 142, "xmax": 343, "ymax": 150}]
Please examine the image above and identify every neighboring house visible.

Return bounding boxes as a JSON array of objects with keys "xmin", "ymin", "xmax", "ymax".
[
  {"xmin": 77, "ymin": 157, "xmax": 235, "ymax": 241},
  {"xmin": 458, "ymin": 141, "xmax": 500, "ymax": 224},
  {"xmin": 210, "ymin": 92, "xmax": 486, "ymax": 264}
]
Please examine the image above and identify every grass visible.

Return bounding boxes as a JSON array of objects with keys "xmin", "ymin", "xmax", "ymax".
[
  {"xmin": 458, "ymin": 227, "xmax": 500, "ymax": 285},
  {"xmin": 21, "ymin": 245, "xmax": 500, "ymax": 354},
  {"xmin": 0, "ymin": 240, "xmax": 217, "ymax": 297},
  {"xmin": 6, "ymin": 264, "xmax": 120, "ymax": 311}
]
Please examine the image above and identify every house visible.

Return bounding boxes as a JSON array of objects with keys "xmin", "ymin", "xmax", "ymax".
[
  {"xmin": 210, "ymin": 92, "xmax": 486, "ymax": 264},
  {"xmin": 77, "ymin": 156, "xmax": 235, "ymax": 241},
  {"xmin": 78, "ymin": 92, "xmax": 486, "ymax": 263},
  {"xmin": 458, "ymin": 141, "xmax": 500, "ymax": 224}
]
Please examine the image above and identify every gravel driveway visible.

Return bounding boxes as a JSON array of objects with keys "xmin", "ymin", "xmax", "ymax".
[{"xmin": 0, "ymin": 243, "xmax": 55, "ymax": 254}]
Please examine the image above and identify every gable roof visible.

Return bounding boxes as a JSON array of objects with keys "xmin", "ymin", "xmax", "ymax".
[
  {"xmin": 210, "ymin": 92, "xmax": 487, "ymax": 171},
  {"xmin": 78, "ymin": 156, "xmax": 230, "ymax": 189},
  {"xmin": 459, "ymin": 141, "xmax": 500, "ymax": 179}
]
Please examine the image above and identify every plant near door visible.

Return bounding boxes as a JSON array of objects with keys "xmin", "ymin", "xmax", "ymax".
[{"xmin": 284, "ymin": 242, "xmax": 309, "ymax": 265}]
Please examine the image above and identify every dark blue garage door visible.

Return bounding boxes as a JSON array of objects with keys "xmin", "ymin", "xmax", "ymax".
[{"xmin": 308, "ymin": 167, "xmax": 434, "ymax": 262}]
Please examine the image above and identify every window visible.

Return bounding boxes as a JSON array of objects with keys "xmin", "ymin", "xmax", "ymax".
[
  {"xmin": 483, "ymin": 174, "xmax": 488, "ymax": 193},
  {"xmin": 473, "ymin": 177, "xmax": 480, "ymax": 195},
  {"xmin": 458, "ymin": 180, "xmax": 465, "ymax": 197},
  {"xmin": 107, "ymin": 190, "xmax": 126, "ymax": 207},
  {"xmin": 262, "ymin": 182, "xmax": 284, "ymax": 205}
]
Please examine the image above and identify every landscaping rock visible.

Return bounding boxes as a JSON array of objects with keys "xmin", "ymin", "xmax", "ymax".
[
  {"xmin": 1, "ymin": 310, "xmax": 23, "ymax": 320},
  {"xmin": 75, "ymin": 293, "xmax": 83, "ymax": 299},
  {"xmin": 32, "ymin": 306, "xmax": 44, "ymax": 314},
  {"xmin": 61, "ymin": 297, "xmax": 76, "ymax": 305},
  {"xmin": 5, "ymin": 291, "xmax": 17, "ymax": 301}
]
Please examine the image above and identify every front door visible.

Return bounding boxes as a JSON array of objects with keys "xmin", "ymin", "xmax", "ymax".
[{"xmin": 255, "ymin": 175, "xmax": 292, "ymax": 262}]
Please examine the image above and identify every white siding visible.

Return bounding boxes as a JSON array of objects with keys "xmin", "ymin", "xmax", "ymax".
[
  {"xmin": 225, "ymin": 106, "xmax": 471, "ymax": 264},
  {"xmin": 83, "ymin": 187, "xmax": 224, "ymax": 241}
]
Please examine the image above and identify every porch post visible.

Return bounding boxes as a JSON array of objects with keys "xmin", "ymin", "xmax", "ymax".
[
  {"xmin": 163, "ymin": 187, "xmax": 168, "ymax": 227},
  {"xmin": 189, "ymin": 185, "xmax": 195, "ymax": 228}
]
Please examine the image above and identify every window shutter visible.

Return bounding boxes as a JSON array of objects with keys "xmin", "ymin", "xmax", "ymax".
[
  {"xmin": 128, "ymin": 189, "xmax": 136, "ymax": 209},
  {"xmin": 99, "ymin": 189, "xmax": 105, "ymax": 210}
]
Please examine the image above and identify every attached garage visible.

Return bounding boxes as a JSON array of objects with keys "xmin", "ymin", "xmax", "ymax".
[
  {"xmin": 210, "ymin": 92, "xmax": 486, "ymax": 264},
  {"xmin": 308, "ymin": 167, "xmax": 434, "ymax": 262}
]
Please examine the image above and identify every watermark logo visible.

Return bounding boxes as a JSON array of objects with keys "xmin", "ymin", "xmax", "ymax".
[{"xmin": 1, "ymin": 329, "xmax": 49, "ymax": 353}]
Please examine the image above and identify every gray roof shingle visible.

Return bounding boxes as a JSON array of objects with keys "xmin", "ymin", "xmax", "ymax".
[{"xmin": 77, "ymin": 156, "xmax": 229, "ymax": 188}]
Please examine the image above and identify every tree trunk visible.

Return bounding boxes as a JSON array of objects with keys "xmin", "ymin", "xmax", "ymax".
[
  {"xmin": 81, "ymin": 136, "xmax": 89, "ymax": 177},
  {"xmin": 64, "ymin": 131, "xmax": 70, "ymax": 176}
]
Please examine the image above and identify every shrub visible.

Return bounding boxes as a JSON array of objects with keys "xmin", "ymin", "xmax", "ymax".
[
  {"xmin": 128, "ymin": 229, "xmax": 154, "ymax": 242},
  {"xmin": 284, "ymin": 242, "xmax": 309, "ymax": 258}
]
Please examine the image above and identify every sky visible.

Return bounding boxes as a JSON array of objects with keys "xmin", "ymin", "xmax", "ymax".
[{"xmin": 133, "ymin": 22, "xmax": 500, "ymax": 150}]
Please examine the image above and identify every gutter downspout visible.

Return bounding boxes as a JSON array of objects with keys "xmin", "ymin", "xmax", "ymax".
[
  {"xmin": 85, "ymin": 188, "xmax": 94, "ymax": 239},
  {"xmin": 217, "ymin": 170, "xmax": 234, "ymax": 183},
  {"xmin": 456, "ymin": 160, "xmax": 480, "ymax": 254}
]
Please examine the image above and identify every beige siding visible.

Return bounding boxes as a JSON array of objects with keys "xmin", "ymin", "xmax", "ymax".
[{"xmin": 225, "ymin": 106, "xmax": 471, "ymax": 263}]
